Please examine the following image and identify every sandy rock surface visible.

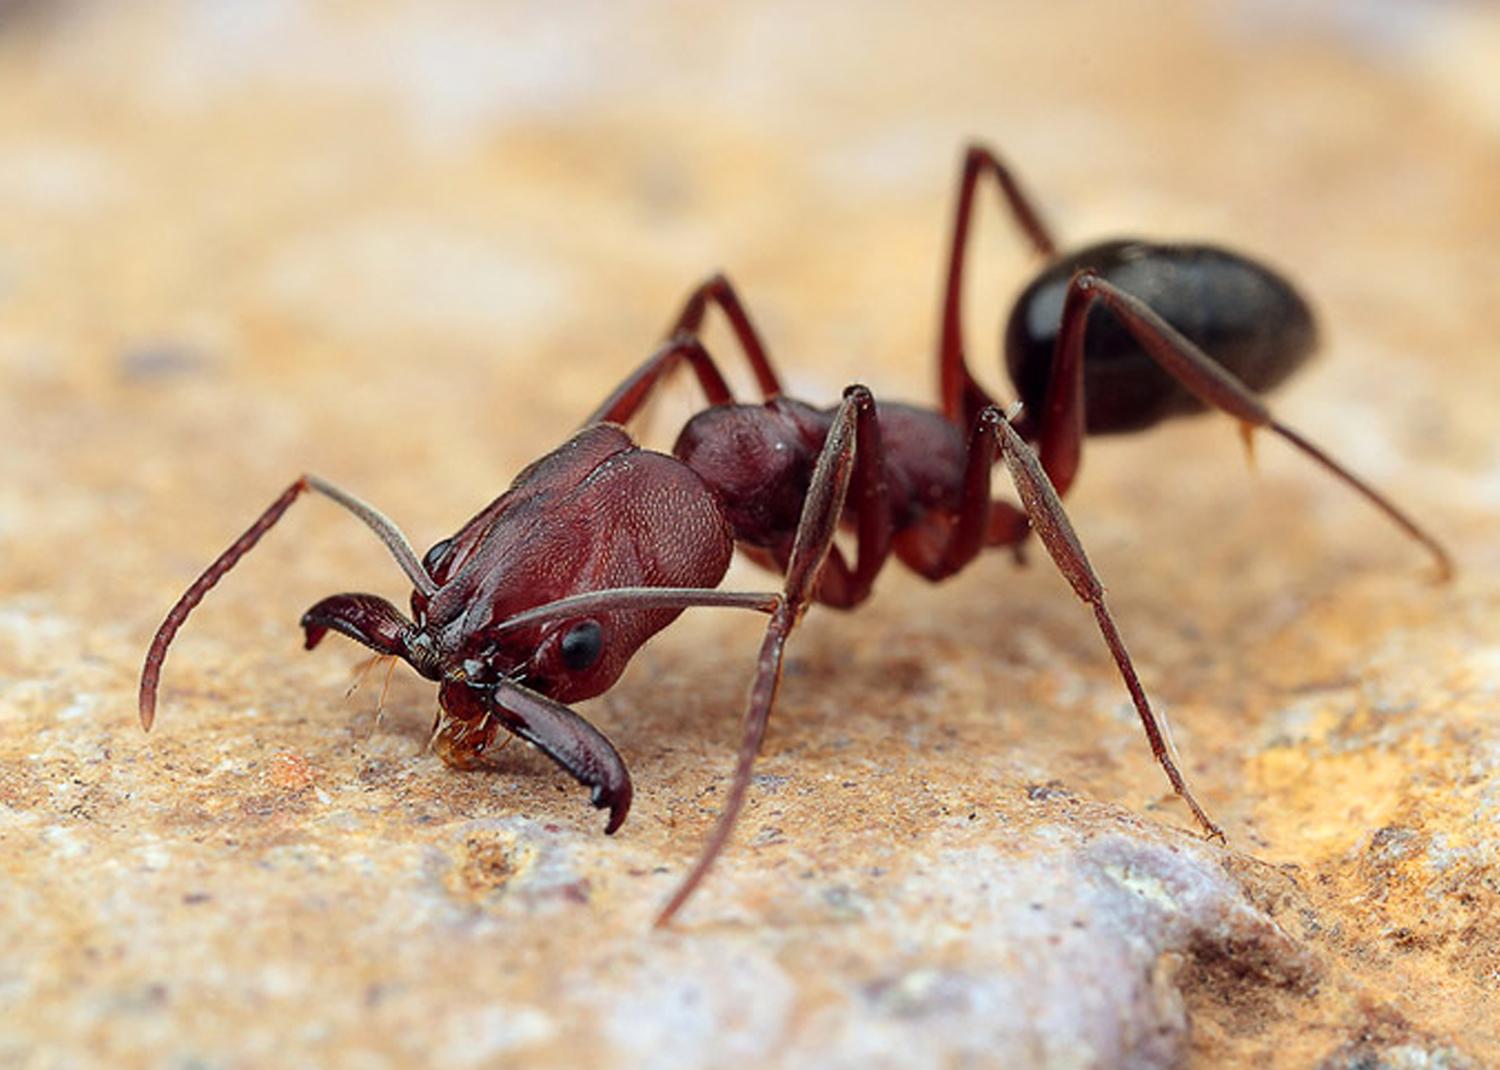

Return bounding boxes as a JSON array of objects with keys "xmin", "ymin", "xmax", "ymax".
[{"xmin": 2, "ymin": 2, "xmax": 1498, "ymax": 1067}]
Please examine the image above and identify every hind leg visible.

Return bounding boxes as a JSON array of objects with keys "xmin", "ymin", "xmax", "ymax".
[{"xmin": 1033, "ymin": 271, "xmax": 1452, "ymax": 577}]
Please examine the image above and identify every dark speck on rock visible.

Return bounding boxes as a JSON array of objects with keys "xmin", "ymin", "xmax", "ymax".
[{"xmin": 118, "ymin": 342, "xmax": 213, "ymax": 382}]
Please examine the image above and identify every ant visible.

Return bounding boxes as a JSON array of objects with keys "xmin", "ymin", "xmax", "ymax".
[{"xmin": 140, "ymin": 143, "xmax": 1451, "ymax": 926}]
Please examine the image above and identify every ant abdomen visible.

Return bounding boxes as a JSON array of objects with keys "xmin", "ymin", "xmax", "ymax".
[{"xmin": 1005, "ymin": 240, "xmax": 1318, "ymax": 434}]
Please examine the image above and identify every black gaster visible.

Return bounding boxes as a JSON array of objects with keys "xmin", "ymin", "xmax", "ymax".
[{"xmin": 1005, "ymin": 240, "xmax": 1318, "ymax": 434}]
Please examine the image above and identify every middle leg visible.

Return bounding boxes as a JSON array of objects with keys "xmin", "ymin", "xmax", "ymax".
[{"xmin": 655, "ymin": 385, "xmax": 894, "ymax": 925}]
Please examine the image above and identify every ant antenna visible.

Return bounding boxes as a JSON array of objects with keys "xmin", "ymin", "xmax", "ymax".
[
  {"xmin": 490, "ymin": 587, "xmax": 781, "ymax": 635},
  {"xmin": 140, "ymin": 475, "xmax": 434, "ymax": 731}
]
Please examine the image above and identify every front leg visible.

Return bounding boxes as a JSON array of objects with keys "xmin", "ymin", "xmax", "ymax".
[
  {"xmin": 656, "ymin": 385, "xmax": 882, "ymax": 926},
  {"xmin": 802, "ymin": 387, "xmax": 894, "ymax": 608},
  {"xmin": 668, "ymin": 272, "xmax": 785, "ymax": 399}
]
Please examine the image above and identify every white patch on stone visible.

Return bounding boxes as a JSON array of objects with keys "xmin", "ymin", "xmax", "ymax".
[{"xmin": 434, "ymin": 1005, "xmax": 556, "ymax": 1066}]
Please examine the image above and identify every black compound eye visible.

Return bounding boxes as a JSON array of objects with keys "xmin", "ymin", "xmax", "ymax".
[{"xmin": 559, "ymin": 620, "xmax": 604, "ymax": 672}]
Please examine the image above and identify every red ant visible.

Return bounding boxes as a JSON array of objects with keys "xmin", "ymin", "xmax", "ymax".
[{"xmin": 140, "ymin": 143, "xmax": 1451, "ymax": 926}]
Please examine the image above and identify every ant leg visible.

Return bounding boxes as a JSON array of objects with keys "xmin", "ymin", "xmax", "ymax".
[
  {"xmin": 939, "ymin": 143, "xmax": 1058, "ymax": 428},
  {"xmin": 667, "ymin": 272, "xmax": 785, "ymax": 399},
  {"xmin": 977, "ymin": 407, "xmax": 1224, "ymax": 840},
  {"xmin": 802, "ymin": 387, "xmax": 894, "ymax": 608},
  {"xmin": 887, "ymin": 403, "xmax": 1219, "ymax": 834},
  {"xmin": 1025, "ymin": 274, "xmax": 1089, "ymax": 495},
  {"xmin": 656, "ymin": 386, "xmax": 877, "ymax": 926},
  {"xmin": 1048, "ymin": 272, "xmax": 1453, "ymax": 578},
  {"xmin": 585, "ymin": 335, "xmax": 735, "ymax": 427},
  {"xmin": 587, "ymin": 274, "xmax": 788, "ymax": 428}
]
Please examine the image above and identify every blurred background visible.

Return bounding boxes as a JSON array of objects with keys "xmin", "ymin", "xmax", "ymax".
[{"xmin": 2, "ymin": 2, "xmax": 1498, "ymax": 1067}]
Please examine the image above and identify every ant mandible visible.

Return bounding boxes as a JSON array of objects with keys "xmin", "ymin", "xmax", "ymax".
[{"xmin": 139, "ymin": 142, "xmax": 1451, "ymax": 927}]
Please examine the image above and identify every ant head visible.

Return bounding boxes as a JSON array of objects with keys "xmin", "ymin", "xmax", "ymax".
[{"xmin": 408, "ymin": 422, "xmax": 737, "ymax": 693}]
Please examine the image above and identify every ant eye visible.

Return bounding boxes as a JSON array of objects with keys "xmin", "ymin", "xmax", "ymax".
[{"xmin": 559, "ymin": 620, "xmax": 603, "ymax": 672}]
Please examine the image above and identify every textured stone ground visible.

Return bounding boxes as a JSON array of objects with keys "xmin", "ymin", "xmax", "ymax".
[{"xmin": 2, "ymin": 2, "xmax": 1498, "ymax": 1067}]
